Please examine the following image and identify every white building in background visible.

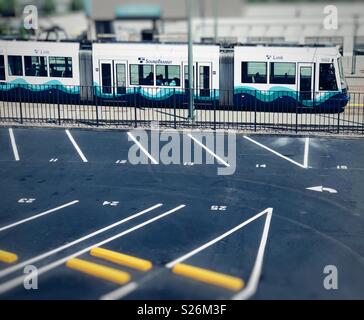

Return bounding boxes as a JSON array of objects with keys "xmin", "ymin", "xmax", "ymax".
[
  {"xmin": 6, "ymin": 1, "xmax": 364, "ymax": 86},
  {"xmin": 163, "ymin": 1, "xmax": 364, "ymax": 85},
  {"xmin": 191, "ymin": 2, "xmax": 364, "ymax": 57}
]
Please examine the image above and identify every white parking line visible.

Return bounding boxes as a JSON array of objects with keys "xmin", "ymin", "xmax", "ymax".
[
  {"xmin": 0, "ymin": 200, "xmax": 79, "ymax": 233},
  {"xmin": 166, "ymin": 208, "xmax": 272, "ymax": 269},
  {"xmin": 232, "ymin": 208, "xmax": 273, "ymax": 300},
  {"xmin": 65, "ymin": 129, "xmax": 88, "ymax": 162},
  {"xmin": 100, "ymin": 282, "xmax": 139, "ymax": 300},
  {"xmin": 0, "ymin": 204, "xmax": 185, "ymax": 295},
  {"xmin": 244, "ymin": 136, "xmax": 307, "ymax": 169},
  {"xmin": 8, "ymin": 128, "xmax": 20, "ymax": 161},
  {"xmin": 303, "ymin": 137, "xmax": 310, "ymax": 169},
  {"xmin": 187, "ymin": 133, "xmax": 230, "ymax": 167},
  {"xmin": 127, "ymin": 132, "xmax": 158, "ymax": 164},
  {"xmin": 0, "ymin": 203, "xmax": 163, "ymax": 278}
]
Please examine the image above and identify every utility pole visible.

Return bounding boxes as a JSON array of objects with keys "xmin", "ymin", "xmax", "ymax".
[
  {"xmin": 214, "ymin": 0, "xmax": 218, "ymax": 43},
  {"xmin": 352, "ymin": 14, "xmax": 359, "ymax": 75},
  {"xmin": 187, "ymin": 0, "xmax": 194, "ymax": 121}
]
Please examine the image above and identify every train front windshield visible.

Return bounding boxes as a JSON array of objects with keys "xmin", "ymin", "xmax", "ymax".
[{"xmin": 338, "ymin": 57, "xmax": 348, "ymax": 91}]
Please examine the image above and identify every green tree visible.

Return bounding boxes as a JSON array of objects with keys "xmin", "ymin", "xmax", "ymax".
[
  {"xmin": 70, "ymin": 0, "xmax": 84, "ymax": 11},
  {"xmin": 43, "ymin": 0, "xmax": 56, "ymax": 15},
  {"xmin": 0, "ymin": 0, "xmax": 16, "ymax": 17},
  {"xmin": 0, "ymin": 23, "xmax": 6, "ymax": 35},
  {"xmin": 18, "ymin": 26, "xmax": 30, "ymax": 40}
]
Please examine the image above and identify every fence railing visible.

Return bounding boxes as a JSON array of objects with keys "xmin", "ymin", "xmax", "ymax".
[{"xmin": 0, "ymin": 84, "xmax": 363, "ymax": 134}]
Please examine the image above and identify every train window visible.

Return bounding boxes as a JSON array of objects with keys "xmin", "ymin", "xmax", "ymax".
[
  {"xmin": 337, "ymin": 58, "xmax": 344, "ymax": 83},
  {"xmin": 241, "ymin": 62, "xmax": 267, "ymax": 84},
  {"xmin": 199, "ymin": 65, "xmax": 211, "ymax": 97},
  {"xmin": 115, "ymin": 63, "xmax": 126, "ymax": 94},
  {"xmin": 156, "ymin": 65, "xmax": 180, "ymax": 87},
  {"xmin": 49, "ymin": 57, "xmax": 73, "ymax": 78},
  {"xmin": 130, "ymin": 64, "xmax": 154, "ymax": 86},
  {"xmin": 319, "ymin": 63, "xmax": 338, "ymax": 91},
  {"xmin": 338, "ymin": 59, "xmax": 343, "ymax": 78},
  {"xmin": 24, "ymin": 56, "xmax": 48, "ymax": 77},
  {"xmin": 0, "ymin": 55, "xmax": 5, "ymax": 80},
  {"xmin": 184, "ymin": 65, "xmax": 195, "ymax": 88},
  {"xmin": 101, "ymin": 63, "xmax": 112, "ymax": 94},
  {"xmin": 270, "ymin": 62, "xmax": 296, "ymax": 85},
  {"xmin": 8, "ymin": 56, "xmax": 23, "ymax": 76}
]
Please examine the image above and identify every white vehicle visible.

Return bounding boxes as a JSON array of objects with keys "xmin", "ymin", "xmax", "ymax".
[
  {"xmin": 92, "ymin": 42, "xmax": 220, "ymax": 105},
  {"xmin": 0, "ymin": 40, "xmax": 349, "ymax": 112},
  {"xmin": 0, "ymin": 40, "xmax": 80, "ymax": 98},
  {"xmin": 232, "ymin": 45, "xmax": 349, "ymax": 110}
]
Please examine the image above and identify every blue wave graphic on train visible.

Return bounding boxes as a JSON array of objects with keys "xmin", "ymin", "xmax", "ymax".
[
  {"xmin": 0, "ymin": 79, "xmax": 219, "ymax": 105},
  {"xmin": 93, "ymin": 82, "xmax": 218, "ymax": 100},
  {"xmin": 93, "ymin": 84, "xmax": 183, "ymax": 100},
  {"xmin": 234, "ymin": 86, "xmax": 349, "ymax": 107},
  {"xmin": 0, "ymin": 79, "xmax": 80, "ymax": 94}
]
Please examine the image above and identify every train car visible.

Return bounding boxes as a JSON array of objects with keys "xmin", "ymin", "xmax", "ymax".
[
  {"xmin": 91, "ymin": 42, "xmax": 220, "ymax": 107},
  {"xmin": 231, "ymin": 45, "xmax": 350, "ymax": 112},
  {"xmin": 0, "ymin": 40, "xmax": 350, "ymax": 113},
  {"xmin": 0, "ymin": 40, "xmax": 80, "ymax": 102}
]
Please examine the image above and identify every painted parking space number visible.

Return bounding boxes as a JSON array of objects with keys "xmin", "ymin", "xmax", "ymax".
[
  {"xmin": 18, "ymin": 198, "xmax": 36, "ymax": 204},
  {"xmin": 103, "ymin": 201, "xmax": 119, "ymax": 206},
  {"xmin": 211, "ymin": 205, "xmax": 227, "ymax": 211}
]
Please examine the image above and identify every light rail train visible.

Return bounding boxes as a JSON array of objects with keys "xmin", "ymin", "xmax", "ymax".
[{"xmin": 0, "ymin": 40, "xmax": 350, "ymax": 112}]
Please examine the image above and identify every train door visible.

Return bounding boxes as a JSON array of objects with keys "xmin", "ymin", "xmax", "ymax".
[
  {"xmin": 298, "ymin": 63, "xmax": 314, "ymax": 102},
  {"xmin": 99, "ymin": 60, "xmax": 127, "ymax": 95},
  {"xmin": 183, "ymin": 62, "xmax": 212, "ymax": 98},
  {"xmin": 197, "ymin": 62, "xmax": 212, "ymax": 97},
  {"xmin": 183, "ymin": 62, "xmax": 195, "ymax": 103},
  {"xmin": 113, "ymin": 60, "xmax": 127, "ymax": 95},
  {"xmin": 99, "ymin": 60, "xmax": 113, "ymax": 94},
  {"xmin": 0, "ymin": 55, "xmax": 6, "ymax": 83},
  {"xmin": 183, "ymin": 62, "xmax": 195, "ymax": 89}
]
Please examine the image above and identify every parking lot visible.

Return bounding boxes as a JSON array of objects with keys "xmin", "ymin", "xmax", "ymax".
[{"xmin": 0, "ymin": 126, "xmax": 363, "ymax": 300}]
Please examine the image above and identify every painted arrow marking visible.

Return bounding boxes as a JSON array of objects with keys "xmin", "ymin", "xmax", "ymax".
[{"xmin": 306, "ymin": 186, "xmax": 337, "ymax": 194}]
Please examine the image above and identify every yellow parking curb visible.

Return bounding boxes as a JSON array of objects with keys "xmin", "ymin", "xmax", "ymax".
[
  {"xmin": 66, "ymin": 258, "xmax": 131, "ymax": 285},
  {"xmin": 0, "ymin": 250, "xmax": 18, "ymax": 264},
  {"xmin": 91, "ymin": 247, "xmax": 152, "ymax": 272},
  {"xmin": 172, "ymin": 263, "xmax": 244, "ymax": 291}
]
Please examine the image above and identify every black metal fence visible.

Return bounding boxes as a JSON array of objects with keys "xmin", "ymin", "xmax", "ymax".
[{"xmin": 0, "ymin": 84, "xmax": 363, "ymax": 134}]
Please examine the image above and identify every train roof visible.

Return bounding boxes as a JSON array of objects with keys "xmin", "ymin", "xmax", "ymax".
[
  {"xmin": 234, "ymin": 44, "xmax": 340, "ymax": 58},
  {"xmin": 0, "ymin": 38, "xmax": 342, "ymax": 59},
  {"xmin": 0, "ymin": 38, "xmax": 338, "ymax": 49}
]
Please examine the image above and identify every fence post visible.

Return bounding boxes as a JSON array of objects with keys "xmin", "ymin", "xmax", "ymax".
[
  {"xmin": 295, "ymin": 91, "xmax": 298, "ymax": 134},
  {"xmin": 214, "ymin": 89, "xmax": 216, "ymax": 131},
  {"xmin": 134, "ymin": 87, "xmax": 138, "ymax": 128},
  {"xmin": 173, "ymin": 88, "xmax": 177, "ymax": 129},
  {"xmin": 57, "ymin": 85, "xmax": 61, "ymax": 125},
  {"xmin": 19, "ymin": 85, "xmax": 23, "ymax": 124},
  {"xmin": 254, "ymin": 90, "xmax": 257, "ymax": 132},
  {"xmin": 337, "ymin": 101, "xmax": 340, "ymax": 134},
  {"xmin": 95, "ymin": 86, "xmax": 99, "ymax": 127}
]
